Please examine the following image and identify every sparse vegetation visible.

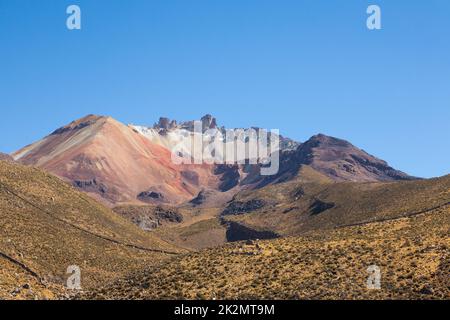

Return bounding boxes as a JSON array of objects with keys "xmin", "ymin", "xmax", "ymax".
[
  {"xmin": 1, "ymin": 160, "xmax": 448, "ymax": 300},
  {"xmin": 83, "ymin": 204, "xmax": 449, "ymax": 300},
  {"xmin": 0, "ymin": 161, "xmax": 183, "ymax": 299}
]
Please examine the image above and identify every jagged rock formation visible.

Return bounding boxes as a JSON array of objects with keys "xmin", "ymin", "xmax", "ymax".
[
  {"xmin": 222, "ymin": 199, "xmax": 266, "ymax": 216},
  {"xmin": 113, "ymin": 205, "xmax": 184, "ymax": 231}
]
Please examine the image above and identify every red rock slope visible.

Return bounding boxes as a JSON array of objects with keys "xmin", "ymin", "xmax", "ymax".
[{"xmin": 12, "ymin": 115, "xmax": 218, "ymax": 205}]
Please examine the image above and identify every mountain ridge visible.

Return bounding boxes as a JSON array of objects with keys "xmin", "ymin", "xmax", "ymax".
[{"xmin": 12, "ymin": 114, "xmax": 415, "ymax": 205}]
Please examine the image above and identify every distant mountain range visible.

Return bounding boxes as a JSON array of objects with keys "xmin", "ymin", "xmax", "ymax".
[{"xmin": 11, "ymin": 114, "xmax": 414, "ymax": 206}]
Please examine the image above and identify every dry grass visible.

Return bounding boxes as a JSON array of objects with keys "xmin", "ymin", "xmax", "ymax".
[
  {"xmin": 0, "ymin": 161, "xmax": 183, "ymax": 299},
  {"xmin": 1, "ymin": 160, "xmax": 448, "ymax": 300},
  {"xmin": 223, "ymin": 166, "xmax": 450, "ymax": 236},
  {"xmin": 83, "ymin": 204, "xmax": 449, "ymax": 300}
]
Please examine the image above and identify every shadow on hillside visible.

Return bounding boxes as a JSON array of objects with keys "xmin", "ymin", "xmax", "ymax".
[{"xmin": 225, "ymin": 221, "xmax": 279, "ymax": 242}]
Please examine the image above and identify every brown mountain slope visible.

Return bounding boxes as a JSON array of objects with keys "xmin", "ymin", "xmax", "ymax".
[
  {"xmin": 81, "ymin": 202, "xmax": 450, "ymax": 300},
  {"xmin": 12, "ymin": 115, "xmax": 220, "ymax": 205},
  {"xmin": 254, "ymin": 134, "xmax": 414, "ymax": 188},
  {"xmin": 0, "ymin": 160, "xmax": 184, "ymax": 299},
  {"xmin": 300, "ymin": 134, "xmax": 414, "ymax": 181}
]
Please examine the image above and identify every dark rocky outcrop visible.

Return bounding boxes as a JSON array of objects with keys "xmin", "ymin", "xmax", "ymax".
[
  {"xmin": 154, "ymin": 206, "xmax": 183, "ymax": 223},
  {"xmin": 215, "ymin": 165, "xmax": 240, "ymax": 192},
  {"xmin": 73, "ymin": 179, "xmax": 108, "ymax": 195},
  {"xmin": 309, "ymin": 199, "xmax": 335, "ymax": 216},
  {"xmin": 222, "ymin": 199, "xmax": 266, "ymax": 216},
  {"xmin": 225, "ymin": 221, "xmax": 279, "ymax": 242},
  {"xmin": 292, "ymin": 187, "xmax": 305, "ymax": 200},
  {"xmin": 189, "ymin": 189, "xmax": 212, "ymax": 206},
  {"xmin": 113, "ymin": 205, "xmax": 183, "ymax": 231},
  {"xmin": 137, "ymin": 190, "xmax": 165, "ymax": 203},
  {"xmin": 51, "ymin": 115, "xmax": 101, "ymax": 135},
  {"xmin": 153, "ymin": 114, "xmax": 217, "ymax": 133},
  {"xmin": 200, "ymin": 114, "xmax": 217, "ymax": 131},
  {"xmin": 181, "ymin": 170, "xmax": 200, "ymax": 186},
  {"xmin": 155, "ymin": 117, "xmax": 177, "ymax": 132}
]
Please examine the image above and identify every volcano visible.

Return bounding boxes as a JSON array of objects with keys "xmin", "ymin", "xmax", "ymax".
[{"xmin": 12, "ymin": 114, "xmax": 414, "ymax": 205}]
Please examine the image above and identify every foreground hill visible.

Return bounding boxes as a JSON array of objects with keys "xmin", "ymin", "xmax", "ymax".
[
  {"xmin": 0, "ymin": 160, "xmax": 183, "ymax": 299},
  {"xmin": 79, "ymin": 171, "xmax": 449, "ymax": 300},
  {"xmin": 82, "ymin": 202, "xmax": 449, "ymax": 300},
  {"xmin": 1, "ymin": 157, "xmax": 447, "ymax": 300}
]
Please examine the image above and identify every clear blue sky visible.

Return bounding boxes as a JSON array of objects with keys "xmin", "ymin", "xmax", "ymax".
[{"xmin": 0, "ymin": 0, "xmax": 449, "ymax": 178}]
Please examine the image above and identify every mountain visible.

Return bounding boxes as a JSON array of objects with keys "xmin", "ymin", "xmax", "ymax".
[
  {"xmin": 0, "ymin": 160, "xmax": 182, "ymax": 299},
  {"xmin": 12, "ymin": 115, "xmax": 222, "ymax": 205},
  {"xmin": 296, "ymin": 134, "xmax": 413, "ymax": 181},
  {"xmin": 131, "ymin": 114, "xmax": 299, "ymax": 159},
  {"xmin": 133, "ymin": 117, "xmax": 414, "ymax": 185},
  {"xmin": 12, "ymin": 115, "xmax": 414, "ymax": 206},
  {"xmin": 254, "ymin": 134, "xmax": 414, "ymax": 188}
]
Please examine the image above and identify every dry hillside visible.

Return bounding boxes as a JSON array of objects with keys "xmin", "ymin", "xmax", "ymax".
[
  {"xmin": 0, "ymin": 160, "xmax": 184, "ymax": 299},
  {"xmin": 82, "ymin": 202, "xmax": 449, "ymax": 300},
  {"xmin": 77, "ymin": 167, "xmax": 449, "ymax": 300}
]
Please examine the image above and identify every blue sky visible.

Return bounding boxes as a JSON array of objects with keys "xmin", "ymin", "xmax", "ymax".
[{"xmin": 0, "ymin": 0, "xmax": 449, "ymax": 178}]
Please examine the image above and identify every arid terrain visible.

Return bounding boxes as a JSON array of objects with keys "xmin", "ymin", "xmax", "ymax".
[
  {"xmin": 83, "ymin": 203, "xmax": 450, "ymax": 300},
  {"xmin": 0, "ymin": 160, "xmax": 183, "ymax": 299},
  {"xmin": 0, "ymin": 115, "xmax": 448, "ymax": 300}
]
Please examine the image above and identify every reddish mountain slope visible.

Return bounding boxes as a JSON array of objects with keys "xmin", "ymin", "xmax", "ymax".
[{"xmin": 13, "ymin": 115, "xmax": 219, "ymax": 205}]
